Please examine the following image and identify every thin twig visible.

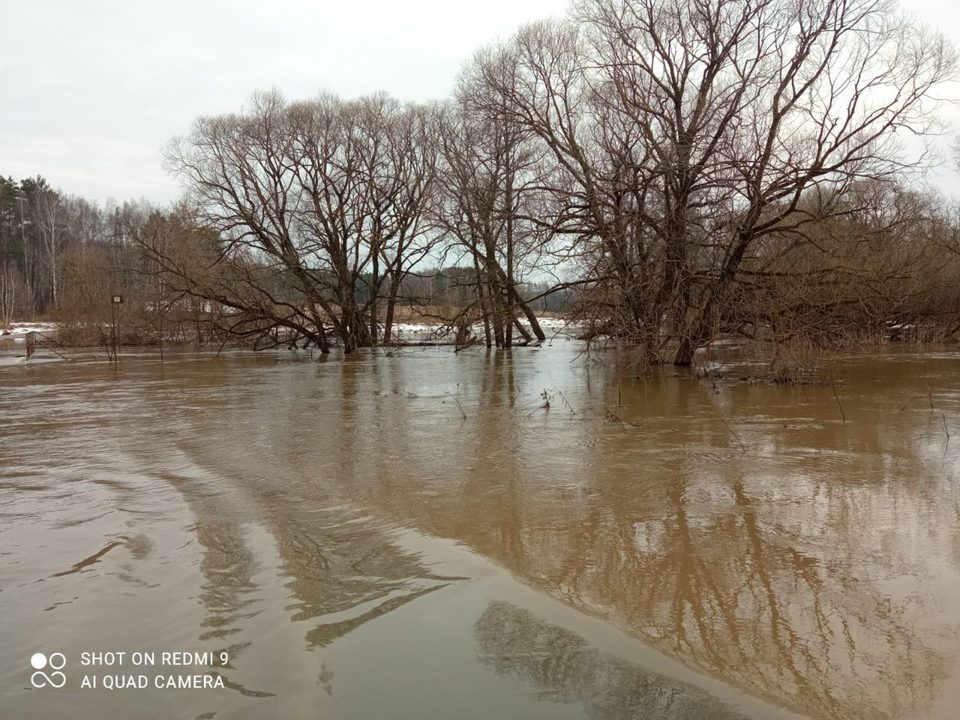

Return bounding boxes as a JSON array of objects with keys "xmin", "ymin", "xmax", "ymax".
[
  {"xmin": 605, "ymin": 408, "xmax": 640, "ymax": 428},
  {"xmin": 830, "ymin": 379, "xmax": 847, "ymax": 423},
  {"xmin": 32, "ymin": 332, "xmax": 71, "ymax": 361},
  {"xmin": 720, "ymin": 418, "xmax": 747, "ymax": 453}
]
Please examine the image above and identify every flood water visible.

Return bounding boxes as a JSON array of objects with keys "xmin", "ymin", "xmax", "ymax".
[{"xmin": 2, "ymin": 344, "xmax": 960, "ymax": 719}]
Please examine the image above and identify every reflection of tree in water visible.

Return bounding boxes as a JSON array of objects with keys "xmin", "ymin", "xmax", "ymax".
[
  {"xmin": 278, "ymin": 514, "xmax": 454, "ymax": 649},
  {"xmin": 184, "ymin": 510, "xmax": 276, "ymax": 697},
  {"xmin": 475, "ymin": 601, "xmax": 749, "ymax": 720},
  {"xmin": 189, "ymin": 519, "xmax": 258, "ymax": 643},
  {"xmin": 165, "ymin": 461, "xmax": 457, "ymax": 692},
  {"xmin": 136, "ymin": 361, "xmax": 462, "ymax": 691},
  {"xmin": 138, "ymin": 350, "xmax": 960, "ymax": 719},
  {"xmin": 458, "ymin": 359, "xmax": 960, "ymax": 720},
  {"xmin": 182, "ymin": 457, "xmax": 456, "ymax": 653},
  {"xmin": 283, "ymin": 359, "xmax": 462, "ymax": 648},
  {"xmin": 303, "ymin": 353, "xmax": 954, "ymax": 718},
  {"xmin": 549, "ymin": 469, "xmax": 948, "ymax": 720}
]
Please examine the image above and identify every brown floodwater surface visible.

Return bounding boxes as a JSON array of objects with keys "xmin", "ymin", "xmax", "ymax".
[{"xmin": 1, "ymin": 345, "xmax": 959, "ymax": 719}]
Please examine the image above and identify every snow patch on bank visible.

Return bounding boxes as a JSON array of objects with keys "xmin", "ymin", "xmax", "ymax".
[
  {"xmin": 389, "ymin": 317, "xmax": 583, "ymax": 342},
  {"xmin": 0, "ymin": 322, "xmax": 58, "ymax": 339}
]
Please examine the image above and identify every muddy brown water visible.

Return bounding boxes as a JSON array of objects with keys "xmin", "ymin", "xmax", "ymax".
[{"xmin": 1, "ymin": 345, "xmax": 959, "ymax": 719}]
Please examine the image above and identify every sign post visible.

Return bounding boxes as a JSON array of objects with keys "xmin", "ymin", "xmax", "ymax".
[{"xmin": 111, "ymin": 294, "xmax": 123, "ymax": 362}]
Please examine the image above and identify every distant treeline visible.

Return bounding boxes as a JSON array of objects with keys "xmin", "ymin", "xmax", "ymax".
[{"xmin": 0, "ymin": 176, "xmax": 146, "ymax": 331}]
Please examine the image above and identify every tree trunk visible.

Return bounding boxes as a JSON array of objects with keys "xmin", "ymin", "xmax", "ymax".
[
  {"xmin": 383, "ymin": 272, "xmax": 401, "ymax": 345},
  {"xmin": 673, "ymin": 337, "xmax": 695, "ymax": 366}
]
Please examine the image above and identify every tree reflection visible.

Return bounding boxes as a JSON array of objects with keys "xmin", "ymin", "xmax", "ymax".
[
  {"xmin": 475, "ymin": 601, "xmax": 749, "ymax": 720},
  {"xmin": 305, "ymin": 351, "xmax": 960, "ymax": 719},
  {"xmin": 563, "ymin": 472, "xmax": 948, "ymax": 720},
  {"xmin": 134, "ymin": 348, "xmax": 960, "ymax": 719}
]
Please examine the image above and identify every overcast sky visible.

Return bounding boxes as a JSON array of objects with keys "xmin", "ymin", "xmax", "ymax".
[{"xmin": 1, "ymin": 0, "xmax": 958, "ymax": 204}]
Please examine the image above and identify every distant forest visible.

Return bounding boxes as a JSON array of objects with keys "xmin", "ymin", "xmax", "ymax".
[{"xmin": 5, "ymin": 0, "xmax": 960, "ymax": 362}]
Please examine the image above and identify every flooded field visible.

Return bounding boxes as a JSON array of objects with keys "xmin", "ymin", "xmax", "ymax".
[{"xmin": 2, "ymin": 344, "xmax": 959, "ymax": 719}]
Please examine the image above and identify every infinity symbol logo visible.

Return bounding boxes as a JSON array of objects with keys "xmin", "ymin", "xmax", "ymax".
[{"xmin": 30, "ymin": 652, "xmax": 66, "ymax": 688}]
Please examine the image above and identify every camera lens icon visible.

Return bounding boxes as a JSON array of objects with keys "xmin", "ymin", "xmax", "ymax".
[{"xmin": 30, "ymin": 652, "xmax": 66, "ymax": 688}]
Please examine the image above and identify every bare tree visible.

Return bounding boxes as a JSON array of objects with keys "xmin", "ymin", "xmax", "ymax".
[
  {"xmin": 0, "ymin": 260, "xmax": 27, "ymax": 326},
  {"xmin": 469, "ymin": 0, "xmax": 957, "ymax": 363},
  {"xmin": 434, "ymin": 76, "xmax": 551, "ymax": 347},
  {"xmin": 159, "ymin": 91, "xmax": 440, "ymax": 352},
  {"xmin": 29, "ymin": 186, "xmax": 67, "ymax": 311}
]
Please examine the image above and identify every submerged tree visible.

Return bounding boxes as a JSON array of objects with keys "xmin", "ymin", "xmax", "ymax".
[
  {"xmin": 433, "ymin": 68, "xmax": 552, "ymax": 347},
  {"xmin": 158, "ymin": 91, "xmax": 440, "ymax": 353},
  {"xmin": 466, "ymin": 0, "xmax": 957, "ymax": 363}
]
